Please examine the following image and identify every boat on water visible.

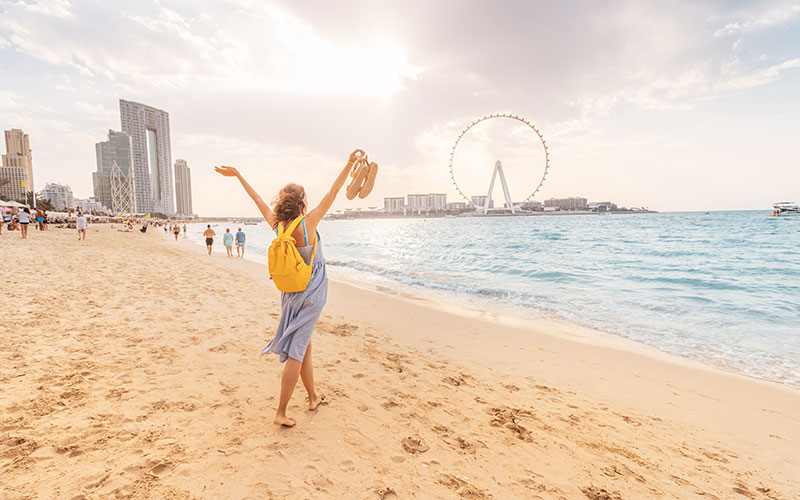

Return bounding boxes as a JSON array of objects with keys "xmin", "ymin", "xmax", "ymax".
[{"xmin": 770, "ymin": 202, "xmax": 799, "ymax": 217}]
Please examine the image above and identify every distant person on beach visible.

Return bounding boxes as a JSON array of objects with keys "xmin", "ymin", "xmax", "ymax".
[
  {"xmin": 215, "ymin": 149, "xmax": 361, "ymax": 427},
  {"xmin": 203, "ymin": 225, "xmax": 215, "ymax": 255},
  {"xmin": 223, "ymin": 228, "xmax": 234, "ymax": 257},
  {"xmin": 183, "ymin": 224, "xmax": 187, "ymax": 238},
  {"xmin": 235, "ymin": 227, "xmax": 246, "ymax": 257},
  {"xmin": 18, "ymin": 208, "xmax": 30, "ymax": 239},
  {"xmin": 173, "ymin": 224, "xmax": 180, "ymax": 241},
  {"xmin": 36, "ymin": 208, "xmax": 45, "ymax": 231},
  {"xmin": 76, "ymin": 212, "xmax": 87, "ymax": 240}
]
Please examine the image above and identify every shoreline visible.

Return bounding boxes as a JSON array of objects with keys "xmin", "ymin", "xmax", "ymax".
[
  {"xmin": 174, "ymin": 224, "xmax": 800, "ymax": 447},
  {"xmin": 2, "ymin": 225, "xmax": 798, "ymax": 498},
  {"xmin": 182, "ymin": 222, "xmax": 800, "ymax": 392}
]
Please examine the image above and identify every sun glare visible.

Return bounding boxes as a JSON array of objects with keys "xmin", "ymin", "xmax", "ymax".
[{"xmin": 267, "ymin": 40, "xmax": 420, "ymax": 99}]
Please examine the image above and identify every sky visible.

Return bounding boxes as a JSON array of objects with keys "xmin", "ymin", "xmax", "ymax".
[{"xmin": 0, "ymin": 0, "xmax": 798, "ymax": 215}]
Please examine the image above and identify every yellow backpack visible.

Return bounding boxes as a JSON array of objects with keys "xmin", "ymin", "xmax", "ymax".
[{"xmin": 268, "ymin": 215, "xmax": 317, "ymax": 293}]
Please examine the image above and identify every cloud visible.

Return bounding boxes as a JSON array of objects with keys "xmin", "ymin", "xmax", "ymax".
[
  {"xmin": 0, "ymin": 1, "xmax": 420, "ymax": 97},
  {"xmin": 73, "ymin": 101, "xmax": 118, "ymax": 123},
  {"xmin": 0, "ymin": 89, "xmax": 21, "ymax": 108},
  {"xmin": 715, "ymin": 57, "xmax": 800, "ymax": 92},
  {"xmin": 10, "ymin": 0, "xmax": 73, "ymax": 19},
  {"xmin": 714, "ymin": 4, "xmax": 800, "ymax": 36}
]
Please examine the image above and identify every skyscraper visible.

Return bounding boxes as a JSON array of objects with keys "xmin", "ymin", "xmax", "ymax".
[
  {"xmin": 119, "ymin": 99, "xmax": 174, "ymax": 215},
  {"xmin": 93, "ymin": 130, "xmax": 135, "ymax": 213},
  {"xmin": 173, "ymin": 159, "xmax": 194, "ymax": 216},
  {"xmin": 1, "ymin": 129, "xmax": 34, "ymax": 201}
]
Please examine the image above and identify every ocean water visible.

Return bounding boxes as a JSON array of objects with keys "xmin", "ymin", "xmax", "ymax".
[{"xmin": 187, "ymin": 211, "xmax": 800, "ymax": 386}]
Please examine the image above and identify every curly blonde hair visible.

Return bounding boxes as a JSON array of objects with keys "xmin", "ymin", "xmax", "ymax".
[{"xmin": 272, "ymin": 183, "xmax": 306, "ymax": 227}]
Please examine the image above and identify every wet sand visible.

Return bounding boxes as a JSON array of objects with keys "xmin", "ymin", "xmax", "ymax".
[{"xmin": 1, "ymin": 226, "xmax": 798, "ymax": 499}]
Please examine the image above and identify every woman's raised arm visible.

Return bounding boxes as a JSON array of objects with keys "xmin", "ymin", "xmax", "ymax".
[
  {"xmin": 307, "ymin": 150, "xmax": 360, "ymax": 226},
  {"xmin": 215, "ymin": 166, "xmax": 276, "ymax": 227}
]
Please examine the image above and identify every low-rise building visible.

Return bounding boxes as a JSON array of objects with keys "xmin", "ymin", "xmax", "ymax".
[
  {"xmin": 544, "ymin": 197, "xmax": 588, "ymax": 211},
  {"xmin": 73, "ymin": 197, "xmax": 108, "ymax": 214},
  {"xmin": 428, "ymin": 193, "xmax": 447, "ymax": 211},
  {"xmin": 588, "ymin": 201, "xmax": 618, "ymax": 212},
  {"xmin": 470, "ymin": 195, "xmax": 494, "ymax": 209},
  {"xmin": 406, "ymin": 193, "xmax": 448, "ymax": 213},
  {"xmin": 384, "ymin": 197, "xmax": 405, "ymax": 213},
  {"xmin": 521, "ymin": 200, "xmax": 543, "ymax": 211},
  {"xmin": 446, "ymin": 201, "xmax": 468, "ymax": 211},
  {"xmin": 406, "ymin": 194, "xmax": 427, "ymax": 212}
]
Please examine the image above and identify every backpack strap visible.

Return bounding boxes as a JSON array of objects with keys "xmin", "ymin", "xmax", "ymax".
[
  {"xmin": 309, "ymin": 229, "xmax": 318, "ymax": 265},
  {"xmin": 277, "ymin": 215, "xmax": 305, "ymax": 239}
]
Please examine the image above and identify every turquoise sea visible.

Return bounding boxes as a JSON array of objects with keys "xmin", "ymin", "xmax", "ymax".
[{"xmin": 187, "ymin": 211, "xmax": 800, "ymax": 387}]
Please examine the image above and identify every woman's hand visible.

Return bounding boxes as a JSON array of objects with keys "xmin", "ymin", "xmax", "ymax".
[{"xmin": 214, "ymin": 165, "xmax": 240, "ymax": 177}]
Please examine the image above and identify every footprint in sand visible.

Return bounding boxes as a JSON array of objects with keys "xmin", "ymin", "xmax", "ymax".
[
  {"xmin": 377, "ymin": 487, "xmax": 398, "ymax": 499},
  {"xmin": 442, "ymin": 375, "xmax": 466, "ymax": 387},
  {"xmin": 381, "ymin": 400, "xmax": 401, "ymax": 410},
  {"xmin": 580, "ymin": 486, "xmax": 623, "ymax": 500},
  {"xmin": 401, "ymin": 436, "xmax": 429, "ymax": 454},
  {"xmin": 438, "ymin": 474, "xmax": 491, "ymax": 499},
  {"xmin": 488, "ymin": 406, "xmax": 534, "ymax": 442}
]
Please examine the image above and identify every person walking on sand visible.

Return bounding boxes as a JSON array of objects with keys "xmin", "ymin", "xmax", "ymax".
[
  {"xmin": 203, "ymin": 225, "xmax": 215, "ymax": 255},
  {"xmin": 235, "ymin": 227, "xmax": 246, "ymax": 257},
  {"xmin": 183, "ymin": 224, "xmax": 187, "ymax": 238},
  {"xmin": 173, "ymin": 223, "xmax": 180, "ymax": 241},
  {"xmin": 18, "ymin": 207, "xmax": 31, "ymax": 239},
  {"xmin": 215, "ymin": 150, "xmax": 359, "ymax": 427},
  {"xmin": 76, "ymin": 212, "xmax": 87, "ymax": 240},
  {"xmin": 36, "ymin": 208, "xmax": 45, "ymax": 231},
  {"xmin": 223, "ymin": 228, "xmax": 234, "ymax": 257}
]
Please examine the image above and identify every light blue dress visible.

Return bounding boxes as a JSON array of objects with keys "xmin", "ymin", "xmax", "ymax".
[{"xmin": 261, "ymin": 225, "xmax": 327, "ymax": 363}]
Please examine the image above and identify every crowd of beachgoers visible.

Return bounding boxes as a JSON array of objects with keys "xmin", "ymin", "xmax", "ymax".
[
  {"xmin": 0, "ymin": 205, "xmax": 198, "ymax": 242},
  {"xmin": 0, "ymin": 206, "xmax": 92, "ymax": 238}
]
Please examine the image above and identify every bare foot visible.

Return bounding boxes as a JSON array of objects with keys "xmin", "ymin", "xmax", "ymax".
[
  {"xmin": 274, "ymin": 415, "xmax": 296, "ymax": 427},
  {"xmin": 308, "ymin": 395, "xmax": 328, "ymax": 411}
]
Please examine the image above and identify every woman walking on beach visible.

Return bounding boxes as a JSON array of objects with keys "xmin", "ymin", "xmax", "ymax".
[
  {"xmin": 173, "ymin": 224, "xmax": 181, "ymax": 241},
  {"xmin": 18, "ymin": 208, "xmax": 30, "ymax": 239},
  {"xmin": 215, "ymin": 151, "xmax": 358, "ymax": 427}
]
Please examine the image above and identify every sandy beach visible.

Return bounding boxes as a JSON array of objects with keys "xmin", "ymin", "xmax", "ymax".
[{"xmin": 1, "ymin": 225, "xmax": 798, "ymax": 500}]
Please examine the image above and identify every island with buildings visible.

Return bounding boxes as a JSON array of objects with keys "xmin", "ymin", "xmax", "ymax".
[{"xmin": 327, "ymin": 193, "xmax": 653, "ymax": 220}]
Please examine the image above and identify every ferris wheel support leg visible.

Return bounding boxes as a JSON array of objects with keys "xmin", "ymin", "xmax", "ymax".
[
  {"xmin": 485, "ymin": 161, "xmax": 499, "ymax": 214},
  {"xmin": 496, "ymin": 160, "xmax": 516, "ymax": 214}
]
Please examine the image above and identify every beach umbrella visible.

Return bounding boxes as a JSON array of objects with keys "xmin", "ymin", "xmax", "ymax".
[{"xmin": 0, "ymin": 200, "xmax": 29, "ymax": 208}]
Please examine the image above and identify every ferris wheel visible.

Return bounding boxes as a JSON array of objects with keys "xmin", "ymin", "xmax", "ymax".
[{"xmin": 448, "ymin": 113, "xmax": 549, "ymax": 213}]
